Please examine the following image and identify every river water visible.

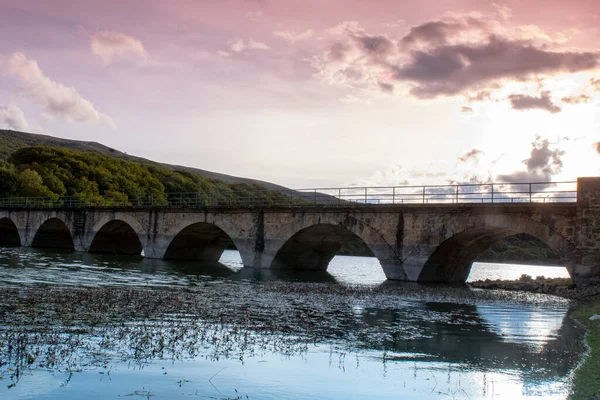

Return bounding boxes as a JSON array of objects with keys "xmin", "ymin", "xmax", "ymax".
[{"xmin": 0, "ymin": 248, "xmax": 582, "ymax": 399}]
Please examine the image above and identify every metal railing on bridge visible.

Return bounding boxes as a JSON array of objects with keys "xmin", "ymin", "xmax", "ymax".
[
  {"xmin": 297, "ymin": 181, "xmax": 578, "ymax": 205},
  {"xmin": 0, "ymin": 181, "xmax": 578, "ymax": 209}
]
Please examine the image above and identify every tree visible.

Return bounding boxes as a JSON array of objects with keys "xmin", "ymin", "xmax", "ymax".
[
  {"xmin": 17, "ymin": 169, "xmax": 56, "ymax": 198},
  {"xmin": 0, "ymin": 162, "xmax": 18, "ymax": 197}
]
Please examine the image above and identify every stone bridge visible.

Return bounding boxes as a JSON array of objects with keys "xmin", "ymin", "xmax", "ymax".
[{"xmin": 1, "ymin": 177, "xmax": 600, "ymax": 286}]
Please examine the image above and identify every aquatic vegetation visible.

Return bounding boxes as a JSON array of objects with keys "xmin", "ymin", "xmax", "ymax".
[{"xmin": 571, "ymin": 295, "xmax": 600, "ymax": 400}]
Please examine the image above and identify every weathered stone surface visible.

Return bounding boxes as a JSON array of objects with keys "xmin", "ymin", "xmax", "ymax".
[{"xmin": 0, "ymin": 177, "xmax": 599, "ymax": 286}]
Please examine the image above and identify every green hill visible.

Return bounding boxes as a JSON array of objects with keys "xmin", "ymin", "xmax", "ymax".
[
  {"xmin": 0, "ymin": 129, "xmax": 293, "ymax": 192},
  {"xmin": 0, "ymin": 145, "xmax": 296, "ymax": 207}
]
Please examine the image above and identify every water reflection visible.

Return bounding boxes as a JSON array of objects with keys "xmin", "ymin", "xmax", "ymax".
[{"xmin": 0, "ymin": 247, "xmax": 583, "ymax": 399}]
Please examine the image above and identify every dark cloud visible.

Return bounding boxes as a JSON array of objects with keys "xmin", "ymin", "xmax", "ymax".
[
  {"xmin": 392, "ymin": 36, "xmax": 598, "ymax": 98},
  {"xmin": 459, "ymin": 148, "xmax": 483, "ymax": 162},
  {"xmin": 329, "ymin": 41, "xmax": 351, "ymax": 62},
  {"xmin": 460, "ymin": 106, "xmax": 473, "ymax": 113},
  {"xmin": 353, "ymin": 33, "xmax": 396, "ymax": 63},
  {"xmin": 466, "ymin": 90, "xmax": 492, "ymax": 102},
  {"xmin": 561, "ymin": 94, "xmax": 591, "ymax": 104},
  {"xmin": 400, "ymin": 18, "xmax": 485, "ymax": 48},
  {"xmin": 378, "ymin": 81, "xmax": 394, "ymax": 93},
  {"xmin": 508, "ymin": 91, "xmax": 561, "ymax": 113},
  {"xmin": 497, "ymin": 137, "xmax": 564, "ymax": 182}
]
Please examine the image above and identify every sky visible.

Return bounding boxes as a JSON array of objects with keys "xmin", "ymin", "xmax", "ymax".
[{"xmin": 1, "ymin": 0, "xmax": 600, "ymax": 188}]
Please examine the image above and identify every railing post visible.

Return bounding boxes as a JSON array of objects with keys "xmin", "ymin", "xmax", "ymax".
[
  {"xmin": 422, "ymin": 186, "xmax": 426, "ymax": 203},
  {"xmin": 455, "ymin": 185, "xmax": 458, "ymax": 203},
  {"xmin": 392, "ymin": 187, "xmax": 396, "ymax": 204},
  {"xmin": 364, "ymin": 187, "xmax": 367, "ymax": 204},
  {"xmin": 314, "ymin": 189, "xmax": 317, "ymax": 205},
  {"xmin": 491, "ymin": 184, "xmax": 494, "ymax": 203},
  {"xmin": 529, "ymin": 183, "xmax": 532, "ymax": 203},
  {"xmin": 338, "ymin": 188, "xmax": 341, "ymax": 205}
]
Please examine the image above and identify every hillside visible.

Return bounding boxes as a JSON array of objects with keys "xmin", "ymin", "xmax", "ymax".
[
  {"xmin": 0, "ymin": 146, "xmax": 296, "ymax": 206},
  {"xmin": 0, "ymin": 129, "xmax": 292, "ymax": 192}
]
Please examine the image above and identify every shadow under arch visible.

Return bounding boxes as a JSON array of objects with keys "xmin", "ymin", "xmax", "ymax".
[
  {"xmin": 0, "ymin": 217, "xmax": 20, "ymax": 247},
  {"xmin": 271, "ymin": 223, "xmax": 379, "ymax": 271},
  {"xmin": 89, "ymin": 220, "xmax": 143, "ymax": 255},
  {"xmin": 32, "ymin": 218, "xmax": 74, "ymax": 250},
  {"xmin": 418, "ymin": 226, "xmax": 572, "ymax": 282},
  {"xmin": 164, "ymin": 222, "xmax": 239, "ymax": 263}
]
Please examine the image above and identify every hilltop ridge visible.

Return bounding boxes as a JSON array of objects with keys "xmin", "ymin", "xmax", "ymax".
[{"xmin": 0, "ymin": 129, "xmax": 292, "ymax": 192}]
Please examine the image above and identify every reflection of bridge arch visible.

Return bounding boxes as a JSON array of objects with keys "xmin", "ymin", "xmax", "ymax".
[
  {"xmin": 31, "ymin": 218, "xmax": 74, "ymax": 250},
  {"xmin": 0, "ymin": 217, "xmax": 20, "ymax": 246},
  {"xmin": 89, "ymin": 220, "xmax": 144, "ymax": 255},
  {"xmin": 412, "ymin": 214, "xmax": 576, "ymax": 282}
]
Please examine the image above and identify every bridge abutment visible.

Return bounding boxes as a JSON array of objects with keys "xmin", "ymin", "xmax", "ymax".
[{"xmin": 573, "ymin": 177, "xmax": 600, "ymax": 286}]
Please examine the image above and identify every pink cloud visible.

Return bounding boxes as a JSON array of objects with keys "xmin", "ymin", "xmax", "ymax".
[
  {"xmin": 90, "ymin": 31, "xmax": 148, "ymax": 65},
  {"xmin": 230, "ymin": 39, "xmax": 271, "ymax": 53},
  {"xmin": 1, "ymin": 53, "xmax": 114, "ymax": 126},
  {"xmin": 273, "ymin": 29, "xmax": 314, "ymax": 42},
  {"xmin": 0, "ymin": 105, "xmax": 33, "ymax": 131}
]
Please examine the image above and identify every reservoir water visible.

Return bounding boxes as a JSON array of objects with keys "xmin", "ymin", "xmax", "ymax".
[{"xmin": 0, "ymin": 248, "xmax": 582, "ymax": 399}]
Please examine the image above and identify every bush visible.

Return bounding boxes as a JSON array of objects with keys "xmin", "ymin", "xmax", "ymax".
[{"xmin": 518, "ymin": 274, "xmax": 533, "ymax": 282}]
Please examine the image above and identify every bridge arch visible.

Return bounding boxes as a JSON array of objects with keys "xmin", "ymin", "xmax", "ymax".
[
  {"xmin": 413, "ymin": 214, "xmax": 576, "ymax": 282},
  {"xmin": 268, "ymin": 221, "xmax": 397, "ymax": 274},
  {"xmin": 164, "ymin": 222, "xmax": 239, "ymax": 263},
  {"xmin": 89, "ymin": 219, "xmax": 144, "ymax": 255},
  {"xmin": 0, "ymin": 217, "xmax": 21, "ymax": 247},
  {"xmin": 31, "ymin": 218, "xmax": 75, "ymax": 250}
]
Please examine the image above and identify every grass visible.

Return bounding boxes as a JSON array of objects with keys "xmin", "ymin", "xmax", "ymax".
[{"xmin": 571, "ymin": 295, "xmax": 600, "ymax": 400}]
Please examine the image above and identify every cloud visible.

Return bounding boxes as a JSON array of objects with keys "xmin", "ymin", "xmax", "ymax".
[
  {"xmin": 461, "ymin": 106, "xmax": 473, "ymax": 113},
  {"xmin": 393, "ymin": 37, "xmax": 598, "ymax": 98},
  {"xmin": 353, "ymin": 32, "xmax": 397, "ymax": 64},
  {"xmin": 590, "ymin": 77, "xmax": 600, "ymax": 91},
  {"xmin": 90, "ymin": 31, "xmax": 147, "ymax": 65},
  {"xmin": 230, "ymin": 39, "xmax": 271, "ymax": 53},
  {"xmin": 561, "ymin": 94, "xmax": 591, "ymax": 104},
  {"xmin": 459, "ymin": 148, "xmax": 483, "ymax": 162},
  {"xmin": 492, "ymin": 3, "xmax": 513, "ymax": 20},
  {"xmin": 508, "ymin": 91, "xmax": 561, "ymax": 113},
  {"xmin": 497, "ymin": 137, "xmax": 564, "ymax": 182},
  {"xmin": 595, "ymin": 142, "xmax": 600, "ymax": 154},
  {"xmin": 313, "ymin": 15, "xmax": 599, "ymax": 101},
  {"xmin": 466, "ymin": 91, "xmax": 492, "ymax": 102},
  {"xmin": 399, "ymin": 18, "xmax": 487, "ymax": 48},
  {"xmin": 378, "ymin": 81, "xmax": 394, "ymax": 93},
  {"xmin": 311, "ymin": 23, "xmax": 398, "ymax": 95},
  {"xmin": 273, "ymin": 29, "xmax": 313, "ymax": 43},
  {"xmin": 0, "ymin": 105, "xmax": 33, "ymax": 131},
  {"xmin": 1, "ymin": 53, "xmax": 114, "ymax": 126}
]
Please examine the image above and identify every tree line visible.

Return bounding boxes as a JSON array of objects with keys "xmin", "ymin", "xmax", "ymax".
[{"xmin": 0, "ymin": 146, "xmax": 294, "ymax": 206}]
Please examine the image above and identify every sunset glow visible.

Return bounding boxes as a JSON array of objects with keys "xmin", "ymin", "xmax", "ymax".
[{"xmin": 1, "ymin": 0, "xmax": 599, "ymax": 187}]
